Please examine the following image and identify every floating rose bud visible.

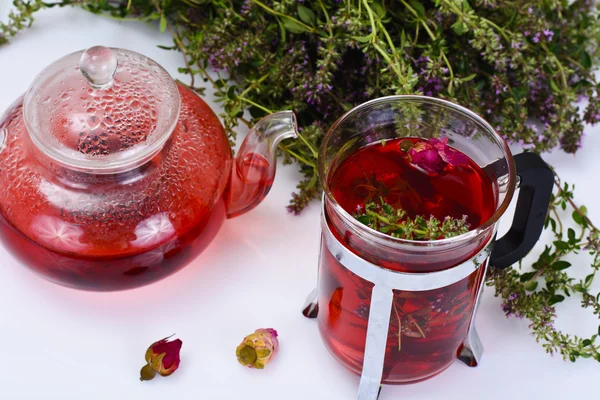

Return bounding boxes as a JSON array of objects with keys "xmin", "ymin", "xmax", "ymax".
[
  {"xmin": 408, "ymin": 137, "xmax": 469, "ymax": 174},
  {"xmin": 430, "ymin": 137, "xmax": 470, "ymax": 167},
  {"xmin": 408, "ymin": 140, "xmax": 445, "ymax": 173},
  {"xmin": 140, "ymin": 336, "xmax": 183, "ymax": 381},
  {"xmin": 236, "ymin": 328, "xmax": 279, "ymax": 369}
]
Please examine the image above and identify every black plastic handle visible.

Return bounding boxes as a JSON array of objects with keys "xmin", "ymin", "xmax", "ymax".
[{"xmin": 490, "ymin": 152, "xmax": 554, "ymax": 269}]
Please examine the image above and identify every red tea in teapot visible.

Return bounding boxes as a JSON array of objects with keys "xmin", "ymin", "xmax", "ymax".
[
  {"xmin": 0, "ymin": 83, "xmax": 280, "ymax": 291},
  {"xmin": 0, "ymin": 86, "xmax": 234, "ymax": 290},
  {"xmin": 319, "ymin": 137, "xmax": 497, "ymax": 383}
]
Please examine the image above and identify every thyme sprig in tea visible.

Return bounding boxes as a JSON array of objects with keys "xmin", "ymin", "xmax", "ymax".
[{"xmin": 354, "ymin": 199, "xmax": 470, "ymax": 240}]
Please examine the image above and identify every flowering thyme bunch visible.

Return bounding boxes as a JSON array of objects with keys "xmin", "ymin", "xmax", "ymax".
[
  {"xmin": 487, "ymin": 178, "xmax": 600, "ymax": 362},
  {"xmin": 2, "ymin": 0, "xmax": 600, "ymax": 363}
]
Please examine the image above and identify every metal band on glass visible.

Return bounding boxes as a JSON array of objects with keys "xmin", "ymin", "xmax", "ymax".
[{"xmin": 321, "ymin": 211, "xmax": 493, "ymax": 400}]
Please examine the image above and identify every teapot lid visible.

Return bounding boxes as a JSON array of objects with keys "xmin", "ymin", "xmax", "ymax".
[{"xmin": 23, "ymin": 46, "xmax": 180, "ymax": 173}]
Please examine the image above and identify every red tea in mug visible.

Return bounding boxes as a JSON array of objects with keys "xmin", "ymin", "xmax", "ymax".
[{"xmin": 318, "ymin": 137, "xmax": 497, "ymax": 383}]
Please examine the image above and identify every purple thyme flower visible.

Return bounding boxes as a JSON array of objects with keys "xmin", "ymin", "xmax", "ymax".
[{"xmin": 543, "ymin": 29, "xmax": 554, "ymax": 41}]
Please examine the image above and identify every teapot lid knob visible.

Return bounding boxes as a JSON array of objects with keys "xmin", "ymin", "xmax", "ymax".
[{"xmin": 79, "ymin": 46, "xmax": 118, "ymax": 89}]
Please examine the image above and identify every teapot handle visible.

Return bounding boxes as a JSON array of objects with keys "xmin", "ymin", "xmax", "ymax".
[
  {"xmin": 490, "ymin": 152, "xmax": 554, "ymax": 268},
  {"xmin": 224, "ymin": 111, "xmax": 298, "ymax": 218}
]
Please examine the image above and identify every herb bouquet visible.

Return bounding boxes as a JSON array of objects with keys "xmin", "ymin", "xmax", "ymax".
[{"xmin": 2, "ymin": 0, "xmax": 600, "ymax": 362}]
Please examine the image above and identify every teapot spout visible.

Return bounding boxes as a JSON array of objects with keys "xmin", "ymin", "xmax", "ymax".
[{"xmin": 225, "ymin": 111, "xmax": 298, "ymax": 218}]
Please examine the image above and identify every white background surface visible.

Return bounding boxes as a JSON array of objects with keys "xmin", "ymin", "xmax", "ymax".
[{"xmin": 0, "ymin": 6, "xmax": 599, "ymax": 400}]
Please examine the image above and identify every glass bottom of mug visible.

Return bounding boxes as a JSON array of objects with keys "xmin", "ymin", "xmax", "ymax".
[{"xmin": 318, "ymin": 322, "xmax": 459, "ymax": 384}]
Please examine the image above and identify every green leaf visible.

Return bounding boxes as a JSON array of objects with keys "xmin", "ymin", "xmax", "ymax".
[
  {"xmin": 409, "ymin": 0, "xmax": 425, "ymax": 18},
  {"xmin": 214, "ymin": 78, "xmax": 227, "ymax": 89},
  {"xmin": 572, "ymin": 210, "xmax": 584, "ymax": 225},
  {"xmin": 568, "ymin": 228, "xmax": 576, "ymax": 243},
  {"xmin": 554, "ymin": 240, "xmax": 569, "ymax": 250},
  {"xmin": 352, "ymin": 35, "xmax": 372, "ymax": 43},
  {"xmin": 580, "ymin": 206, "xmax": 588, "ymax": 215},
  {"xmin": 229, "ymin": 102, "xmax": 243, "ymax": 118},
  {"xmin": 159, "ymin": 13, "xmax": 168, "ymax": 33},
  {"xmin": 461, "ymin": 73, "xmax": 477, "ymax": 82},
  {"xmin": 580, "ymin": 51, "xmax": 592, "ymax": 69},
  {"xmin": 573, "ymin": 283, "xmax": 585, "ymax": 293},
  {"xmin": 584, "ymin": 274, "xmax": 594, "ymax": 288},
  {"xmin": 226, "ymin": 85, "xmax": 237, "ymax": 100},
  {"xmin": 598, "ymin": 325, "xmax": 600, "ymax": 336},
  {"xmin": 156, "ymin": 44, "xmax": 176, "ymax": 50},
  {"xmin": 549, "ymin": 79, "xmax": 561, "ymax": 93},
  {"xmin": 549, "ymin": 294, "xmax": 565, "ymax": 305},
  {"xmin": 462, "ymin": 0, "xmax": 473, "ymax": 12},
  {"xmin": 506, "ymin": 11, "xmax": 518, "ymax": 28},
  {"xmin": 277, "ymin": 19, "xmax": 286, "ymax": 43},
  {"xmin": 400, "ymin": 28, "xmax": 407, "ymax": 49},
  {"xmin": 520, "ymin": 271, "xmax": 536, "ymax": 282},
  {"xmin": 356, "ymin": 215, "xmax": 371, "ymax": 225},
  {"xmin": 551, "ymin": 261, "xmax": 572, "ymax": 271},
  {"xmin": 452, "ymin": 20, "xmax": 468, "ymax": 36},
  {"xmin": 582, "ymin": 339, "xmax": 592, "ymax": 347},
  {"xmin": 372, "ymin": 2, "xmax": 386, "ymax": 18},
  {"xmin": 382, "ymin": 203, "xmax": 394, "ymax": 215},
  {"xmin": 283, "ymin": 19, "xmax": 309, "ymax": 34},
  {"xmin": 524, "ymin": 281, "xmax": 538, "ymax": 291},
  {"xmin": 297, "ymin": 5, "xmax": 316, "ymax": 26}
]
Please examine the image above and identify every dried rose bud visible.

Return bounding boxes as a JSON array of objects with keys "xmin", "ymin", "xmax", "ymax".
[
  {"xmin": 140, "ymin": 336, "xmax": 183, "ymax": 381},
  {"xmin": 236, "ymin": 328, "xmax": 279, "ymax": 369},
  {"xmin": 431, "ymin": 137, "xmax": 469, "ymax": 167},
  {"xmin": 408, "ymin": 140, "xmax": 445, "ymax": 173},
  {"xmin": 408, "ymin": 137, "xmax": 468, "ymax": 174}
]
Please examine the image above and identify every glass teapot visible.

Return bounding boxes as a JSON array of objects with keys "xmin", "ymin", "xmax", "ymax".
[{"xmin": 0, "ymin": 46, "xmax": 297, "ymax": 291}]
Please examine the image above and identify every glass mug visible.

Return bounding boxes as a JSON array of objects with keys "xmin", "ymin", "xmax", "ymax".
[{"xmin": 302, "ymin": 96, "xmax": 553, "ymax": 399}]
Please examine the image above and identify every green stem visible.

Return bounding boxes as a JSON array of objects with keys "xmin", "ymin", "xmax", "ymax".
[
  {"xmin": 283, "ymin": 149, "xmax": 317, "ymax": 168},
  {"xmin": 239, "ymin": 73, "xmax": 271, "ymax": 98},
  {"xmin": 529, "ymin": 253, "xmax": 563, "ymax": 283},
  {"xmin": 552, "ymin": 208, "xmax": 563, "ymax": 236},
  {"xmin": 481, "ymin": 17, "xmax": 510, "ymax": 41},
  {"xmin": 379, "ymin": 19, "xmax": 396, "ymax": 54},
  {"xmin": 413, "ymin": 23, "xmax": 420, "ymax": 45},
  {"xmin": 361, "ymin": 0, "xmax": 378, "ymax": 38},
  {"xmin": 238, "ymin": 96, "xmax": 273, "ymax": 114},
  {"xmin": 318, "ymin": 0, "xmax": 333, "ymax": 37},
  {"xmin": 297, "ymin": 132, "xmax": 319, "ymax": 158},
  {"xmin": 373, "ymin": 42, "xmax": 408, "ymax": 86},
  {"xmin": 441, "ymin": 52, "xmax": 455, "ymax": 84},
  {"xmin": 367, "ymin": 209, "xmax": 391, "ymax": 224},
  {"xmin": 251, "ymin": 0, "xmax": 316, "ymax": 33},
  {"xmin": 306, "ymin": 170, "xmax": 319, "ymax": 190},
  {"xmin": 555, "ymin": 178, "xmax": 598, "ymax": 231}
]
